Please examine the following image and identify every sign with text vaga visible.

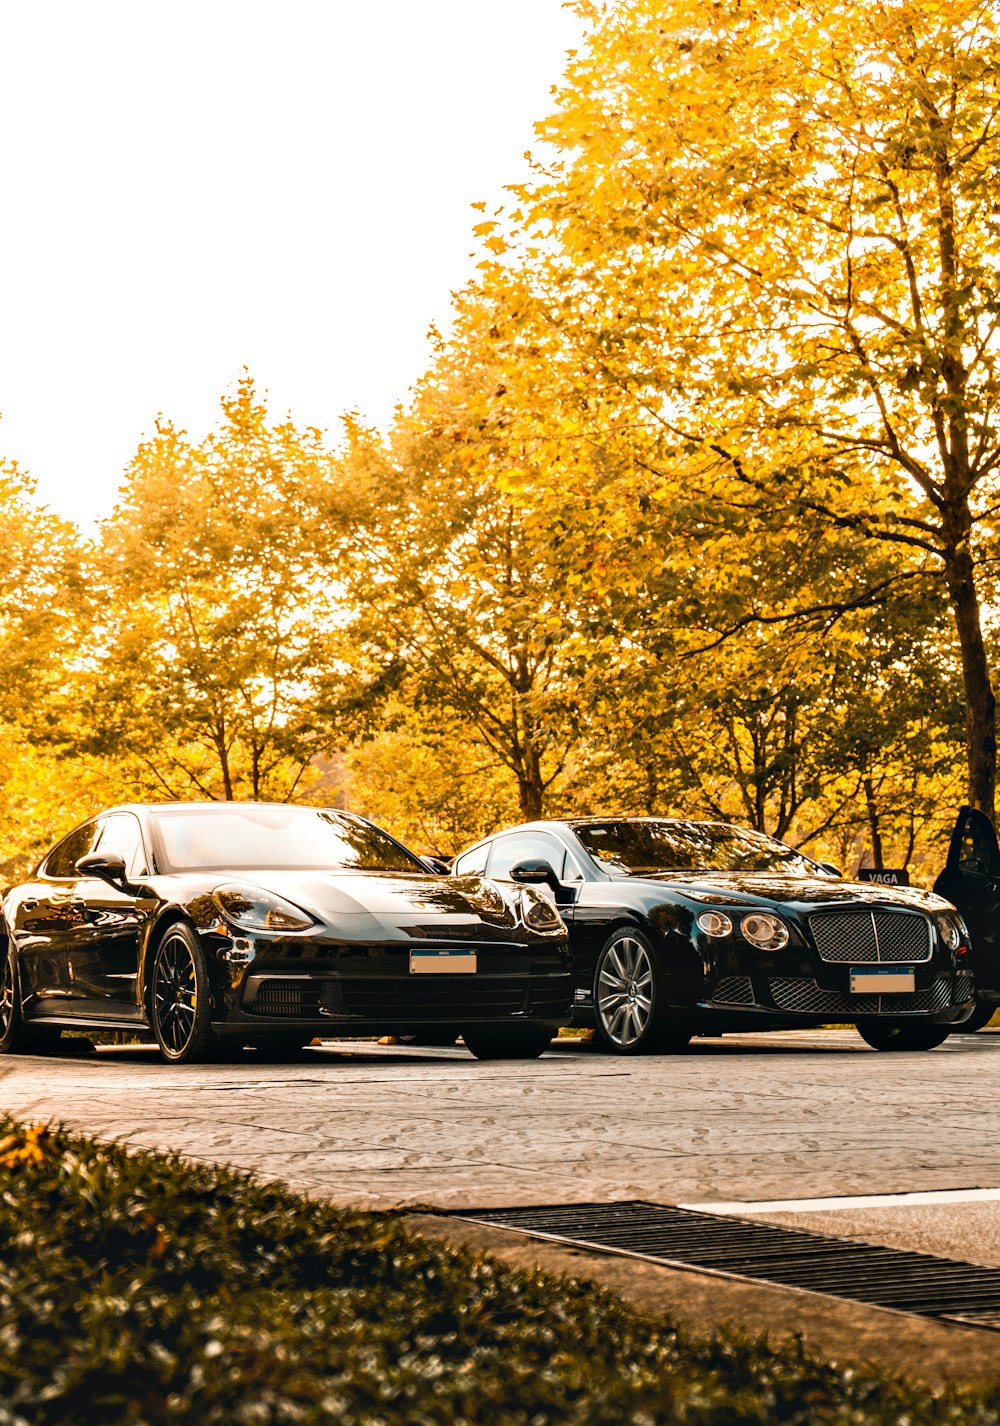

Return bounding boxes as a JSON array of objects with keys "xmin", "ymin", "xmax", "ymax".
[{"xmin": 857, "ymin": 868, "xmax": 910, "ymax": 887}]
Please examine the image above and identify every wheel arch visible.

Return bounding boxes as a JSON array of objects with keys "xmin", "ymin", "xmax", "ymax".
[
  {"xmin": 139, "ymin": 908, "xmax": 199, "ymax": 1017},
  {"xmin": 597, "ymin": 911, "xmax": 703, "ymax": 1007}
]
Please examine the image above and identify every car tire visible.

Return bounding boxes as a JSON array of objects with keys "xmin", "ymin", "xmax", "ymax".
[
  {"xmin": 953, "ymin": 996, "xmax": 996, "ymax": 1033},
  {"xmin": 150, "ymin": 923, "xmax": 218, "ymax": 1064},
  {"xmin": 0, "ymin": 944, "xmax": 62, "ymax": 1055},
  {"xmin": 592, "ymin": 927, "xmax": 691, "ymax": 1055},
  {"xmin": 856, "ymin": 1020, "xmax": 951, "ymax": 1052},
  {"xmin": 461, "ymin": 1024, "xmax": 553, "ymax": 1060}
]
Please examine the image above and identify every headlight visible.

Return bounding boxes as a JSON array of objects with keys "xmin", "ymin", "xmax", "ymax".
[
  {"xmin": 519, "ymin": 889, "xmax": 564, "ymax": 933},
  {"xmin": 697, "ymin": 911, "xmax": 733, "ymax": 937},
  {"xmin": 934, "ymin": 911, "xmax": 963, "ymax": 951},
  {"xmin": 212, "ymin": 884, "xmax": 316, "ymax": 933},
  {"xmin": 740, "ymin": 912, "xmax": 789, "ymax": 951},
  {"xmin": 474, "ymin": 879, "xmax": 507, "ymax": 916}
]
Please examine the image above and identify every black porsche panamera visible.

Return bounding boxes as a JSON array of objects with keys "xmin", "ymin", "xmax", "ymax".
[
  {"xmin": 0, "ymin": 803, "xmax": 572, "ymax": 1063},
  {"xmin": 452, "ymin": 817, "xmax": 975, "ymax": 1054}
]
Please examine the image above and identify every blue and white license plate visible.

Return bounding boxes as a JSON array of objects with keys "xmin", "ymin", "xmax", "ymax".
[
  {"xmin": 409, "ymin": 949, "xmax": 477, "ymax": 975},
  {"xmin": 850, "ymin": 967, "xmax": 915, "ymax": 994}
]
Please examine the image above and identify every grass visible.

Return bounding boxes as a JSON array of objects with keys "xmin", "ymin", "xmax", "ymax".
[{"xmin": 0, "ymin": 1119, "xmax": 998, "ymax": 1425}]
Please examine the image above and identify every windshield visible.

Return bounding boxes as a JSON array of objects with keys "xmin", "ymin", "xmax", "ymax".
[
  {"xmin": 152, "ymin": 805, "xmax": 426, "ymax": 874},
  {"xmin": 574, "ymin": 820, "xmax": 822, "ymax": 877}
]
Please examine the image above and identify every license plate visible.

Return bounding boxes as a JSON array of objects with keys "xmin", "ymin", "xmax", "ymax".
[
  {"xmin": 409, "ymin": 949, "xmax": 477, "ymax": 975},
  {"xmin": 850, "ymin": 967, "xmax": 915, "ymax": 994}
]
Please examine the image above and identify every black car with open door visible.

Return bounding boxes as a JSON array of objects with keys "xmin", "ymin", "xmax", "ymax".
[
  {"xmin": 934, "ymin": 806, "xmax": 1000, "ymax": 1031},
  {"xmin": 453, "ymin": 817, "xmax": 975, "ymax": 1054},
  {"xmin": 0, "ymin": 803, "xmax": 572, "ymax": 1064}
]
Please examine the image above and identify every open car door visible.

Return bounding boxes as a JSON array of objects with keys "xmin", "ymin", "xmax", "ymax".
[{"xmin": 934, "ymin": 806, "xmax": 1000, "ymax": 1026}]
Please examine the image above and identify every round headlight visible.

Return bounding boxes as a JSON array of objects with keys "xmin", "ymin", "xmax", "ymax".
[
  {"xmin": 697, "ymin": 911, "xmax": 733, "ymax": 937},
  {"xmin": 740, "ymin": 912, "xmax": 789, "ymax": 951},
  {"xmin": 934, "ymin": 912, "xmax": 961, "ymax": 951}
]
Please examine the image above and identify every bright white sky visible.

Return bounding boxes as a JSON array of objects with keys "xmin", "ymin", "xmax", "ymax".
[{"xmin": 0, "ymin": 1, "xmax": 583, "ymax": 526}]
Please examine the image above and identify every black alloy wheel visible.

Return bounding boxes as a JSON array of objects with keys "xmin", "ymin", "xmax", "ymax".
[
  {"xmin": 953, "ymin": 996, "xmax": 996, "ymax": 1033},
  {"xmin": 593, "ymin": 927, "xmax": 691, "ymax": 1055},
  {"xmin": 856, "ymin": 1020, "xmax": 951, "ymax": 1052},
  {"xmin": 151, "ymin": 925, "xmax": 217, "ymax": 1064},
  {"xmin": 461, "ymin": 1024, "xmax": 553, "ymax": 1060},
  {"xmin": 0, "ymin": 944, "xmax": 61, "ymax": 1055}
]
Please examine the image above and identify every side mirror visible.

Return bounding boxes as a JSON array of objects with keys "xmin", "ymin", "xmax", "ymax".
[
  {"xmin": 818, "ymin": 862, "xmax": 842, "ymax": 878},
  {"xmin": 509, "ymin": 859, "xmax": 561, "ymax": 895},
  {"xmin": 75, "ymin": 851, "xmax": 129, "ymax": 888},
  {"xmin": 419, "ymin": 854, "xmax": 453, "ymax": 875}
]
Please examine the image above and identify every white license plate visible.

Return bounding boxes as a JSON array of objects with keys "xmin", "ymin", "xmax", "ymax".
[
  {"xmin": 409, "ymin": 950, "xmax": 477, "ymax": 975},
  {"xmin": 850, "ymin": 967, "xmax": 915, "ymax": 994}
]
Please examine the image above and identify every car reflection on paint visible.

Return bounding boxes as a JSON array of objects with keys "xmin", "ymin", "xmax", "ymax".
[
  {"xmin": 452, "ymin": 817, "xmax": 975, "ymax": 1054},
  {"xmin": 1, "ymin": 802, "xmax": 572, "ymax": 1063}
]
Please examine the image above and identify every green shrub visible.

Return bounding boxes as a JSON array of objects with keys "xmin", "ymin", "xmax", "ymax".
[{"xmin": 0, "ymin": 1119, "xmax": 996, "ymax": 1424}]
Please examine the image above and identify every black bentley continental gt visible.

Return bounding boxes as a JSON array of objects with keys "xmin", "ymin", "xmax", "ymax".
[
  {"xmin": 452, "ymin": 817, "xmax": 975, "ymax": 1054},
  {"xmin": 1, "ymin": 803, "xmax": 572, "ymax": 1063}
]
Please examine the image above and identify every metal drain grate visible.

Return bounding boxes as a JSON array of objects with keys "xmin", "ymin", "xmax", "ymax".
[{"xmin": 457, "ymin": 1201, "xmax": 1000, "ymax": 1329}]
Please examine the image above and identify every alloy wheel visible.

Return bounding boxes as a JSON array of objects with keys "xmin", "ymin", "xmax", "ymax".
[
  {"xmin": 597, "ymin": 935, "xmax": 654, "ymax": 1048},
  {"xmin": 152, "ymin": 937, "xmax": 198, "ymax": 1057}
]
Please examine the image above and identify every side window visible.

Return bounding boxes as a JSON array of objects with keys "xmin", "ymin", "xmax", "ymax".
[
  {"xmin": 454, "ymin": 842, "xmax": 490, "ymax": 876},
  {"xmin": 96, "ymin": 813, "xmax": 148, "ymax": 877},
  {"xmin": 562, "ymin": 850, "xmax": 584, "ymax": 883},
  {"xmin": 958, "ymin": 819, "xmax": 999, "ymax": 876},
  {"xmin": 43, "ymin": 821, "xmax": 103, "ymax": 879},
  {"xmin": 486, "ymin": 833, "xmax": 567, "ymax": 881}
]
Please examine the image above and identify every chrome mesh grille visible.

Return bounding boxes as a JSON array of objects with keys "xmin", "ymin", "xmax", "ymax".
[
  {"xmin": 808, "ymin": 911, "xmax": 931, "ymax": 964},
  {"xmin": 770, "ymin": 976, "xmax": 953, "ymax": 1017},
  {"xmin": 711, "ymin": 976, "xmax": 756, "ymax": 1006}
]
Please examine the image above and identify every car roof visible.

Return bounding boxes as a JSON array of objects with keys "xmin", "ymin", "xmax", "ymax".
[
  {"xmin": 101, "ymin": 801, "xmax": 353, "ymax": 816},
  {"xmin": 470, "ymin": 816, "xmax": 734, "ymax": 837}
]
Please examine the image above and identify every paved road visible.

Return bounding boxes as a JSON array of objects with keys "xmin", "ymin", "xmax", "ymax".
[{"xmin": 2, "ymin": 1028, "xmax": 999, "ymax": 1238}]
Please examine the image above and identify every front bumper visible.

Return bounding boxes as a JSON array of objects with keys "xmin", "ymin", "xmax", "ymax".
[
  {"xmin": 704, "ymin": 967, "xmax": 975, "ymax": 1024},
  {"xmin": 205, "ymin": 929, "xmax": 573, "ymax": 1036}
]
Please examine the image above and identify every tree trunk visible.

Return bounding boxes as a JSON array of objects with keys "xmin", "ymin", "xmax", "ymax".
[
  {"xmin": 943, "ymin": 539, "xmax": 996, "ymax": 823},
  {"xmin": 517, "ymin": 744, "xmax": 546, "ymax": 820},
  {"xmin": 862, "ymin": 775, "xmax": 884, "ymax": 870}
]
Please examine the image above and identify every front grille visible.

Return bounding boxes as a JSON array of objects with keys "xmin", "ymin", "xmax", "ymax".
[
  {"xmin": 770, "ymin": 975, "xmax": 953, "ymax": 1017},
  {"xmin": 341, "ymin": 977, "xmax": 527, "ymax": 1021},
  {"xmin": 456, "ymin": 1202, "xmax": 1000, "ymax": 1329},
  {"xmin": 809, "ymin": 910, "xmax": 931, "ymax": 964},
  {"xmin": 711, "ymin": 976, "xmax": 756, "ymax": 1006},
  {"xmin": 248, "ymin": 981, "xmax": 323, "ymax": 1018}
]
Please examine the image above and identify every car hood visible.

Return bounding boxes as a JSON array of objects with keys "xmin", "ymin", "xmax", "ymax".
[
  {"xmin": 638, "ymin": 871, "xmax": 953, "ymax": 913},
  {"xmin": 215, "ymin": 869, "xmax": 522, "ymax": 937}
]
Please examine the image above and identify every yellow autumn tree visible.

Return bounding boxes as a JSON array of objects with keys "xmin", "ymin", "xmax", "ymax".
[{"xmin": 488, "ymin": 0, "xmax": 1000, "ymax": 818}]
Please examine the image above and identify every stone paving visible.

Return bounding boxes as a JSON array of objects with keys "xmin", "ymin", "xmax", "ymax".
[{"xmin": 1, "ymin": 1028, "xmax": 998, "ymax": 1216}]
